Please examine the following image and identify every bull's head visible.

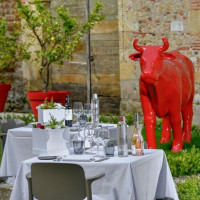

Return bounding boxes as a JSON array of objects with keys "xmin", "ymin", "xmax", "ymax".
[{"xmin": 129, "ymin": 38, "xmax": 175, "ymax": 84}]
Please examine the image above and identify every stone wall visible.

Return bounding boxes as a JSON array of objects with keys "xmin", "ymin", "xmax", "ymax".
[
  {"xmin": 119, "ymin": 0, "xmax": 200, "ymax": 118},
  {"xmin": 50, "ymin": 0, "xmax": 120, "ymax": 114},
  {"xmin": 0, "ymin": 0, "xmax": 27, "ymax": 112},
  {"xmin": 2, "ymin": 0, "xmax": 200, "ymax": 121}
]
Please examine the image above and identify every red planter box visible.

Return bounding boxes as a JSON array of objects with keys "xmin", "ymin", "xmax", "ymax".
[{"xmin": 27, "ymin": 91, "xmax": 70, "ymax": 117}]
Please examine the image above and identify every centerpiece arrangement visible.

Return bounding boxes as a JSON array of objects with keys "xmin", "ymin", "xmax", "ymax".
[
  {"xmin": 32, "ymin": 114, "xmax": 69, "ymax": 156},
  {"xmin": 37, "ymin": 98, "xmax": 65, "ymax": 124},
  {"xmin": 15, "ymin": 0, "xmax": 104, "ymax": 116}
]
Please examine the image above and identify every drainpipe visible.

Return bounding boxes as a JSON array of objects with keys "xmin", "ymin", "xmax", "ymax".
[{"xmin": 86, "ymin": 0, "xmax": 91, "ymax": 103}]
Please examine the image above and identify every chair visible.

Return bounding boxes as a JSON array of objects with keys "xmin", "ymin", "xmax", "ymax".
[
  {"xmin": 0, "ymin": 118, "xmax": 26, "ymax": 154},
  {"xmin": 26, "ymin": 163, "xmax": 105, "ymax": 200}
]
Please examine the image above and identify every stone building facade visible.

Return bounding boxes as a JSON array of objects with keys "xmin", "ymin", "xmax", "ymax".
[
  {"xmin": 1, "ymin": 0, "xmax": 200, "ymax": 120},
  {"xmin": 0, "ymin": 0, "xmax": 28, "ymax": 112}
]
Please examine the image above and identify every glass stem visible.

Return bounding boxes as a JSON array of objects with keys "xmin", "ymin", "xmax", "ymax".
[
  {"xmin": 103, "ymin": 145, "xmax": 106, "ymax": 158},
  {"xmin": 97, "ymin": 144, "xmax": 99, "ymax": 155},
  {"xmin": 90, "ymin": 141, "xmax": 92, "ymax": 154}
]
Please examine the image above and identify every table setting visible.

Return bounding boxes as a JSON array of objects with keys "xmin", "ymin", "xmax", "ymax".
[
  {"xmin": 1, "ymin": 95, "xmax": 179, "ymax": 200},
  {"xmin": 9, "ymin": 149, "xmax": 179, "ymax": 200}
]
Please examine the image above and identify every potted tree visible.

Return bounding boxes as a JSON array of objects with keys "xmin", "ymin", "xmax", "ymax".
[
  {"xmin": 0, "ymin": 18, "xmax": 29, "ymax": 112},
  {"xmin": 16, "ymin": 0, "xmax": 104, "ymax": 116}
]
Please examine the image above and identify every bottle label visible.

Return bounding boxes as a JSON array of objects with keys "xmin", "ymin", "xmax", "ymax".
[
  {"xmin": 131, "ymin": 145, "xmax": 136, "ymax": 155},
  {"xmin": 66, "ymin": 109, "xmax": 72, "ymax": 120}
]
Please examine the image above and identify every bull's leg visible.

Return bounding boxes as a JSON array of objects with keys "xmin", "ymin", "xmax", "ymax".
[
  {"xmin": 160, "ymin": 116, "xmax": 171, "ymax": 144},
  {"xmin": 141, "ymin": 94, "xmax": 157, "ymax": 149},
  {"xmin": 182, "ymin": 101, "xmax": 193, "ymax": 143},
  {"xmin": 169, "ymin": 112, "xmax": 183, "ymax": 152}
]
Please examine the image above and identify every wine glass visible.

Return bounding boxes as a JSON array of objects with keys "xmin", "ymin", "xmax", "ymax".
[
  {"xmin": 73, "ymin": 102, "xmax": 83, "ymax": 125},
  {"xmin": 84, "ymin": 124, "xmax": 94, "ymax": 154},
  {"xmin": 83, "ymin": 103, "xmax": 91, "ymax": 122},
  {"xmin": 93, "ymin": 126, "xmax": 103, "ymax": 157},
  {"xmin": 98, "ymin": 127, "xmax": 110, "ymax": 157}
]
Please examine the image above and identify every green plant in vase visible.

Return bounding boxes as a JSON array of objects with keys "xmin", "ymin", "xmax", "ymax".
[{"xmin": 16, "ymin": 0, "xmax": 104, "ymax": 92}]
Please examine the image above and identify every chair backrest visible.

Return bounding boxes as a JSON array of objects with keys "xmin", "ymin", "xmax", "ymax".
[
  {"xmin": 0, "ymin": 118, "xmax": 26, "ymax": 133},
  {"xmin": 31, "ymin": 163, "xmax": 87, "ymax": 200}
]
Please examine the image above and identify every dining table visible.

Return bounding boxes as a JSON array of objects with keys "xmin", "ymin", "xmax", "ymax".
[
  {"xmin": 0, "ymin": 124, "xmax": 117, "ymax": 184},
  {"xmin": 10, "ymin": 149, "xmax": 179, "ymax": 200}
]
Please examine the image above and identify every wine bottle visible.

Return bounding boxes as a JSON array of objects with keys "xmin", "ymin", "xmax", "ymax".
[
  {"xmin": 65, "ymin": 94, "xmax": 72, "ymax": 127},
  {"xmin": 131, "ymin": 113, "xmax": 144, "ymax": 156},
  {"xmin": 117, "ymin": 116, "xmax": 128, "ymax": 157}
]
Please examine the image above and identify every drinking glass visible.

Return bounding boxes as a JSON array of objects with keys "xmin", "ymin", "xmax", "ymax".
[
  {"xmin": 83, "ymin": 103, "xmax": 91, "ymax": 122},
  {"xmin": 73, "ymin": 140, "xmax": 84, "ymax": 154},
  {"xmin": 73, "ymin": 102, "xmax": 83, "ymax": 125},
  {"xmin": 72, "ymin": 125, "xmax": 85, "ymax": 154}
]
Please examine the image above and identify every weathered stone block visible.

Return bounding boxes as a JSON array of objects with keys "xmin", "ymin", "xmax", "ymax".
[
  {"xmin": 91, "ymin": 46, "xmax": 119, "ymax": 55},
  {"xmin": 91, "ymin": 60, "xmax": 119, "ymax": 74},
  {"xmin": 91, "ymin": 20, "xmax": 118, "ymax": 34},
  {"xmin": 188, "ymin": 10, "xmax": 200, "ymax": 35},
  {"xmin": 91, "ymin": 74, "xmax": 119, "ymax": 85},
  {"xmin": 91, "ymin": 33, "xmax": 119, "ymax": 41},
  {"xmin": 120, "ymin": 62, "xmax": 135, "ymax": 80},
  {"xmin": 92, "ymin": 84, "xmax": 120, "ymax": 97},
  {"xmin": 120, "ymin": 100, "xmax": 143, "ymax": 116},
  {"xmin": 52, "ymin": 74, "xmax": 87, "ymax": 85},
  {"xmin": 99, "ymin": 96, "xmax": 120, "ymax": 114},
  {"xmin": 120, "ymin": 80, "xmax": 140, "ymax": 100}
]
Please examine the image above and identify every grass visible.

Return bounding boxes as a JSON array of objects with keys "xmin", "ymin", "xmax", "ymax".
[{"xmin": 142, "ymin": 121, "xmax": 200, "ymax": 156}]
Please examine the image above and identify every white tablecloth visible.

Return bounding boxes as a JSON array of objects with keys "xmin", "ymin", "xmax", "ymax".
[
  {"xmin": 0, "ymin": 124, "xmax": 117, "ymax": 183},
  {"xmin": 10, "ymin": 149, "xmax": 179, "ymax": 200}
]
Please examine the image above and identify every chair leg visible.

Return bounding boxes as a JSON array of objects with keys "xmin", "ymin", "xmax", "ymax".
[
  {"xmin": 86, "ymin": 181, "xmax": 92, "ymax": 200},
  {"xmin": 26, "ymin": 173, "xmax": 34, "ymax": 200}
]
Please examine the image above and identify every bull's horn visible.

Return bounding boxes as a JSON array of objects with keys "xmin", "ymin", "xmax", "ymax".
[
  {"xmin": 133, "ymin": 39, "xmax": 143, "ymax": 52},
  {"xmin": 160, "ymin": 37, "xmax": 169, "ymax": 52}
]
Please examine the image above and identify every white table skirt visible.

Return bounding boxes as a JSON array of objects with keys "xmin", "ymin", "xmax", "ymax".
[
  {"xmin": 0, "ymin": 124, "xmax": 117, "ymax": 183},
  {"xmin": 10, "ymin": 149, "xmax": 179, "ymax": 200}
]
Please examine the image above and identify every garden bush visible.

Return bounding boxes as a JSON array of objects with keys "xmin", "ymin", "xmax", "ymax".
[
  {"xmin": 177, "ymin": 175, "xmax": 200, "ymax": 200},
  {"xmin": 167, "ymin": 146, "xmax": 200, "ymax": 177},
  {"xmin": 0, "ymin": 113, "xmax": 36, "ymax": 125}
]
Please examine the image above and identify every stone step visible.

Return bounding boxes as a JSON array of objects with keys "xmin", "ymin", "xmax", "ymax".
[{"xmin": 0, "ymin": 183, "xmax": 13, "ymax": 200}]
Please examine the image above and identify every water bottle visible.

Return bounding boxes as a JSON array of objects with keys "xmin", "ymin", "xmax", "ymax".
[
  {"xmin": 91, "ymin": 94, "xmax": 99, "ymax": 126},
  {"xmin": 117, "ymin": 116, "xmax": 128, "ymax": 157}
]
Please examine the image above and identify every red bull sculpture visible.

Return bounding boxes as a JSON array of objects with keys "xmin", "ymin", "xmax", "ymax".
[{"xmin": 129, "ymin": 38, "xmax": 194, "ymax": 152}]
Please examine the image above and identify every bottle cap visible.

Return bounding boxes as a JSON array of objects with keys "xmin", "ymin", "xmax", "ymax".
[
  {"xmin": 118, "ymin": 116, "xmax": 125, "ymax": 122},
  {"xmin": 92, "ymin": 94, "xmax": 98, "ymax": 99}
]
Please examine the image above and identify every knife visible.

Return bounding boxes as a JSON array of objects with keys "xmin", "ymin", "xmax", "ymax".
[{"xmin": 95, "ymin": 157, "xmax": 110, "ymax": 162}]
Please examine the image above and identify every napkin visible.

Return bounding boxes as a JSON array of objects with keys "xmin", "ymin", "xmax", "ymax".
[{"xmin": 61, "ymin": 155, "xmax": 94, "ymax": 162}]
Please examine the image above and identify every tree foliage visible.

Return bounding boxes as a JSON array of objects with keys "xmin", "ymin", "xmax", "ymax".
[
  {"xmin": 16, "ymin": 0, "xmax": 104, "ymax": 91},
  {"xmin": 0, "ymin": 18, "xmax": 29, "ymax": 83}
]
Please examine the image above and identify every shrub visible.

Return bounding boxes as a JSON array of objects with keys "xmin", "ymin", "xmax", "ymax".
[
  {"xmin": 0, "ymin": 113, "xmax": 36, "ymax": 125},
  {"xmin": 177, "ymin": 175, "xmax": 200, "ymax": 200},
  {"xmin": 167, "ymin": 146, "xmax": 200, "ymax": 177}
]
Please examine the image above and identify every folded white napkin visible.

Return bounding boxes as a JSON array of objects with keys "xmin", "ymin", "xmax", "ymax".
[{"xmin": 61, "ymin": 155, "xmax": 94, "ymax": 162}]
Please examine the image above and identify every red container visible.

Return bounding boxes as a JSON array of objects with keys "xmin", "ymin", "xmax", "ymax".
[
  {"xmin": 27, "ymin": 91, "xmax": 70, "ymax": 117},
  {"xmin": 0, "ymin": 84, "xmax": 11, "ymax": 112}
]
